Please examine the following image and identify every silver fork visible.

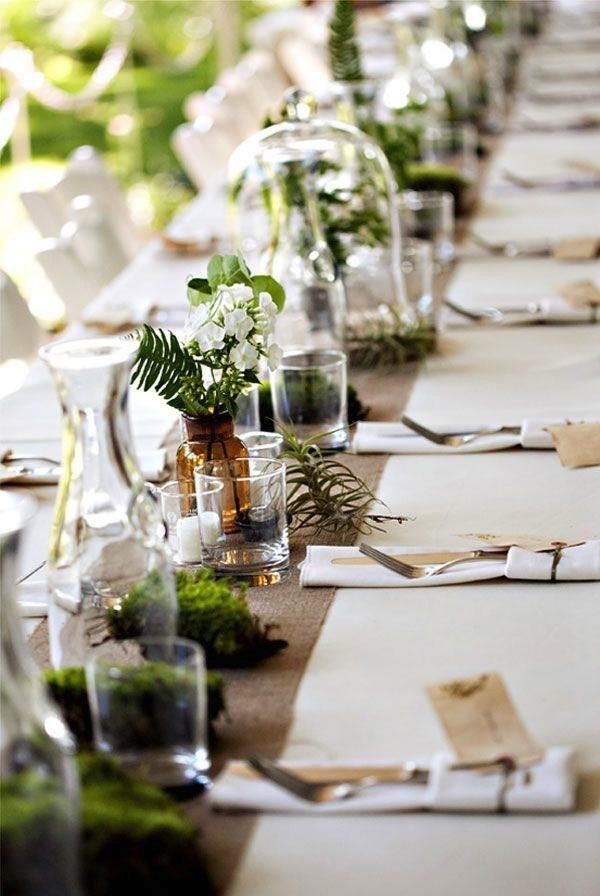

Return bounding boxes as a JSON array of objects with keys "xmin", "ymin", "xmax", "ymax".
[
  {"xmin": 358, "ymin": 543, "xmax": 506, "ymax": 580},
  {"xmin": 1, "ymin": 450, "xmax": 60, "ymax": 466},
  {"xmin": 443, "ymin": 297, "xmax": 544, "ymax": 324},
  {"xmin": 401, "ymin": 414, "xmax": 521, "ymax": 447},
  {"xmin": 248, "ymin": 756, "xmax": 428, "ymax": 803},
  {"xmin": 469, "ymin": 232, "xmax": 552, "ymax": 258}
]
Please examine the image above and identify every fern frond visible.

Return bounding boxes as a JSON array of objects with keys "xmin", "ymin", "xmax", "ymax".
[
  {"xmin": 130, "ymin": 326, "xmax": 198, "ymax": 412},
  {"xmin": 327, "ymin": 0, "xmax": 364, "ymax": 82}
]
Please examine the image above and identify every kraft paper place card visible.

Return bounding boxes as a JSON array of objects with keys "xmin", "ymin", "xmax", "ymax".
[
  {"xmin": 427, "ymin": 672, "xmax": 543, "ymax": 765},
  {"xmin": 546, "ymin": 422, "xmax": 600, "ymax": 468},
  {"xmin": 553, "ymin": 237, "xmax": 600, "ymax": 261},
  {"xmin": 559, "ymin": 279, "xmax": 600, "ymax": 309},
  {"xmin": 461, "ymin": 533, "xmax": 583, "ymax": 552}
]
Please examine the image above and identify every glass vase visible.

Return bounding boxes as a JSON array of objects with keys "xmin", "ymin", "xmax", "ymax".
[
  {"xmin": 0, "ymin": 491, "xmax": 81, "ymax": 896},
  {"xmin": 40, "ymin": 337, "xmax": 177, "ymax": 668}
]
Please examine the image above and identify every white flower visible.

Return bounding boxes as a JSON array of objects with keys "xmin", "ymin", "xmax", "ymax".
[
  {"xmin": 215, "ymin": 282, "xmax": 253, "ymax": 310},
  {"xmin": 183, "ymin": 302, "xmax": 210, "ymax": 343},
  {"xmin": 230, "ymin": 340, "xmax": 259, "ymax": 371},
  {"xmin": 266, "ymin": 341, "xmax": 283, "ymax": 372},
  {"xmin": 223, "ymin": 307, "xmax": 253, "ymax": 340},
  {"xmin": 196, "ymin": 321, "xmax": 225, "ymax": 351}
]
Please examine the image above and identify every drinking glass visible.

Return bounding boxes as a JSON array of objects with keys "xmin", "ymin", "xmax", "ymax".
[
  {"xmin": 269, "ymin": 350, "xmax": 348, "ymax": 450},
  {"xmin": 194, "ymin": 458, "xmax": 289, "ymax": 585},
  {"xmin": 234, "ymin": 384, "xmax": 260, "ymax": 433},
  {"xmin": 421, "ymin": 123, "xmax": 479, "ymax": 186},
  {"xmin": 159, "ymin": 480, "xmax": 202, "ymax": 566},
  {"xmin": 401, "ymin": 238, "xmax": 437, "ymax": 329},
  {"xmin": 86, "ymin": 637, "xmax": 209, "ymax": 792},
  {"xmin": 242, "ymin": 431, "xmax": 284, "ymax": 459},
  {"xmin": 397, "ymin": 191, "xmax": 454, "ymax": 268}
]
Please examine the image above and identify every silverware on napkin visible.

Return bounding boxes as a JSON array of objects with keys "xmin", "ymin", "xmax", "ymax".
[
  {"xmin": 444, "ymin": 298, "xmax": 544, "ymax": 325},
  {"xmin": 400, "ymin": 415, "xmax": 521, "ymax": 447},
  {"xmin": 358, "ymin": 544, "xmax": 507, "ymax": 580},
  {"xmin": 468, "ymin": 232, "xmax": 553, "ymax": 258},
  {"xmin": 246, "ymin": 755, "xmax": 523, "ymax": 804},
  {"xmin": 247, "ymin": 756, "xmax": 428, "ymax": 803}
]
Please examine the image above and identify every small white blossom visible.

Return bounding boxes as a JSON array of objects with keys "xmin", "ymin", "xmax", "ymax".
[
  {"xmin": 215, "ymin": 282, "xmax": 253, "ymax": 310},
  {"xmin": 183, "ymin": 302, "xmax": 210, "ymax": 344},
  {"xmin": 223, "ymin": 307, "xmax": 253, "ymax": 340},
  {"xmin": 259, "ymin": 291, "xmax": 278, "ymax": 319},
  {"xmin": 230, "ymin": 340, "xmax": 259, "ymax": 372},
  {"xmin": 266, "ymin": 341, "xmax": 283, "ymax": 372},
  {"xmin": 196, "ymin": 321, "xmax": 225, "ymax": 351}
]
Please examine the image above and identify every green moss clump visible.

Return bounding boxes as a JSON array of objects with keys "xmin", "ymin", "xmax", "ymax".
[
  {"xmin": 108, "ymin": 568, "xmax": 287, "ymax": 668},
  {"xmin": 258, "ymin": 379, "xmax": 369, "ymax": 432},
  {"xmin": 79, "ymin": 753, "xmax": 212, "ymax": 895},
  {"xmin": 1, "ymin": 771, "xmax": 76, "ymax": 896},
  {"xmin": 45, "ymin": 665, "xmax": 226, "ymax": 751},
  {"xmin": 405, "ymin": 162, "xmax": 470, "ymax": 215}
]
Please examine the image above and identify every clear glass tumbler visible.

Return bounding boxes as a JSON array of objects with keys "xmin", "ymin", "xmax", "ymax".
[
  {"xmin": 86, "ymin": 637, "xmax": 209, "ymax": 792},
  {"xmin": 242, "ymin": 431, "xmax": 284, "ymax": 459},
  {"xmin": 159, "ymin": 480, "xmax": 203, "ymax": 567},
  {"xmin": 269, "ymin": 349, "xmax": 349, "ymax": 450},
  {"xmin": 234, "ymin": 384, "xmax": 260, "ymax": 434},
  {"xmin": 195, "ymin": 458, "xmax": 289, "ymax": 585},
  {"xmin": 397, "ymin": 190, "xmax": 454, "ymax": 268},
  {"xmin": 401, "ymin": 238, "xmax": 437, "ymax": 329}
]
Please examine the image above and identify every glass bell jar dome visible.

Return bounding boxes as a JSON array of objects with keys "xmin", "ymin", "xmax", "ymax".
[{"xmin": 228, "ymin": 89, "xmax": 413, "ymax": 351}]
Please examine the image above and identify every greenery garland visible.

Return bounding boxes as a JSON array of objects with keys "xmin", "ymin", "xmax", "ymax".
[
  {"xmin": 327, "ymin": 0, "xmax": 364, "ymax": 82},
  {"xmin": 345, "ymin": 306, "xmax": 436, "ymax": 369}
]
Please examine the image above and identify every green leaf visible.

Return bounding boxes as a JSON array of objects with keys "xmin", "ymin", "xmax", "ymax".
[
  {"xmin": 186, "ymin": 277, "xmax": 211, "ymax": 306},
  {"xmin": 130, "ymin": 326, "xmax": 199, "ymax": 413},
  {"xmin": 251, "ymin": 275, "xmax": 286, "ymax": 311},
  {"xmin": 207, "ymin": 254, "xmax": 252, "ymax": 290}
]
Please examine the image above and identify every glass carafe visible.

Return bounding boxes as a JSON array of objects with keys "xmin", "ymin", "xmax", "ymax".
[
  {"xmin": 0, "ymin": 491, "xmax": 81, "ymax": 896},
  {"xmin": 40, "ymin": 337, "xmax": 177, "ymax": 668}
]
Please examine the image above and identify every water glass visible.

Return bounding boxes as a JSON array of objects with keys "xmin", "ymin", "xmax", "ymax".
[
  {"xmin": 421, "ymin": 123, "xmax": 479, "ymax": 186},
  {"xmin": 86, "ymin": 638, "xmax": 210, "ymax": 791},
  {"xmin": 160, "ymin": 480, "xmax": 203, "ymax": 566},
  {"xmin": 242, "ymin": 431, "xmax": 284, "ymax": 459},
  {"xmin": 269, "ymin": 350, "xmax": 348, "ymax": 450},
  {"xmin": 401, "ymin": 239, "xmax": 437, "ymax": 329},
  {"xmin": 195, "ymin": 458, "xmax": 289, "ymax": 585},
  {"xmin": 397, "ymin": 191, "xmax": 454, "ymax": 268},
  {"xmin": 234, "ymin": 384, "xmax": 260, "ymax": 433}
]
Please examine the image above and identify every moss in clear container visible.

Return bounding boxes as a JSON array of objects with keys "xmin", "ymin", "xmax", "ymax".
[
  {"xmin": 405, "ymin": 162, "xmax": 471, "ymax": 215},
  {"xmin": 44, "ymin": 665, "xmax": 226, "ymax": 750}
]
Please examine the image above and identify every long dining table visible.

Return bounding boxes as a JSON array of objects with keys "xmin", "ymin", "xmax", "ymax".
[{"xmin": 5, "ymin": 3, "xmax": 600, "ymax": 894}]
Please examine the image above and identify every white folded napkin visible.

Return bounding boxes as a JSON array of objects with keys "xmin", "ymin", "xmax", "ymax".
[
  {"xmin": 538, "ymin": 296, "xmax": 599, "ymax": 323},
  {"xmin": 0, "ymin": 449, "xmax": 167, "ymax": 484},
  {"xmin": 16, "ymin": 580, "xmax": 49, "ymax": 617},
  {"xmin": 506, "ymin": 540, "xmax": 600, "ymax": 581},
  {"xmin": 299, "ymin": 542, "xmax": 600, "ymax": 588},
  {"xmin": 352, "ymin": 419, "xmax": 568, "ymax": 454},
  {"xmin": 209, "ymin": 748, "xmax": 576, "ymax": 815}
]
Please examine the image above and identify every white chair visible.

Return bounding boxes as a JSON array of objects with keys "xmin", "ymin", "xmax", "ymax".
[
  {"xmin": 20, "ymin": 145, "xmax": 142, "ymax": 261},
  {"xmin": 35, "ymin": 237, "xmax": 104, "ymax": 320},
  {"xmin": 0, "ymin": 271, "xmax": 42, "ymax": 362},
  {"xmin": 172, "ymin": 116, "xmax": 236, "ymax": 192}
]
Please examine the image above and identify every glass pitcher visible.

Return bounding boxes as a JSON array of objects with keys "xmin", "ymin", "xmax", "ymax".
[
  {"xmin": 40, "ymin": 337, "xmax": 177, "ymax": 668},
  {"xmin": 229, "ymin": 89, "xmax": 413, "ymax": 335},
  {"xmin": 0, "ymin": 491, "xmax": 81, "ymax": 896}
]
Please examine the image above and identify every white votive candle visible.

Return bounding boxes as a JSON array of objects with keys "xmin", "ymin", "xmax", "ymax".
[
  {"xmin": 176, "ymin": 514, "xmax": 203, "ymax": 563},
  {"xmin": 198, "ymin": 510, "xmax": 221, "ymax": 547}
]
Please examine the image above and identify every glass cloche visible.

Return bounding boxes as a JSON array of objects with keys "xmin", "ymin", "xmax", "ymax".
[{"xmin": 228, "ymin": 89, "xmax": 413, "ymax": 350}]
